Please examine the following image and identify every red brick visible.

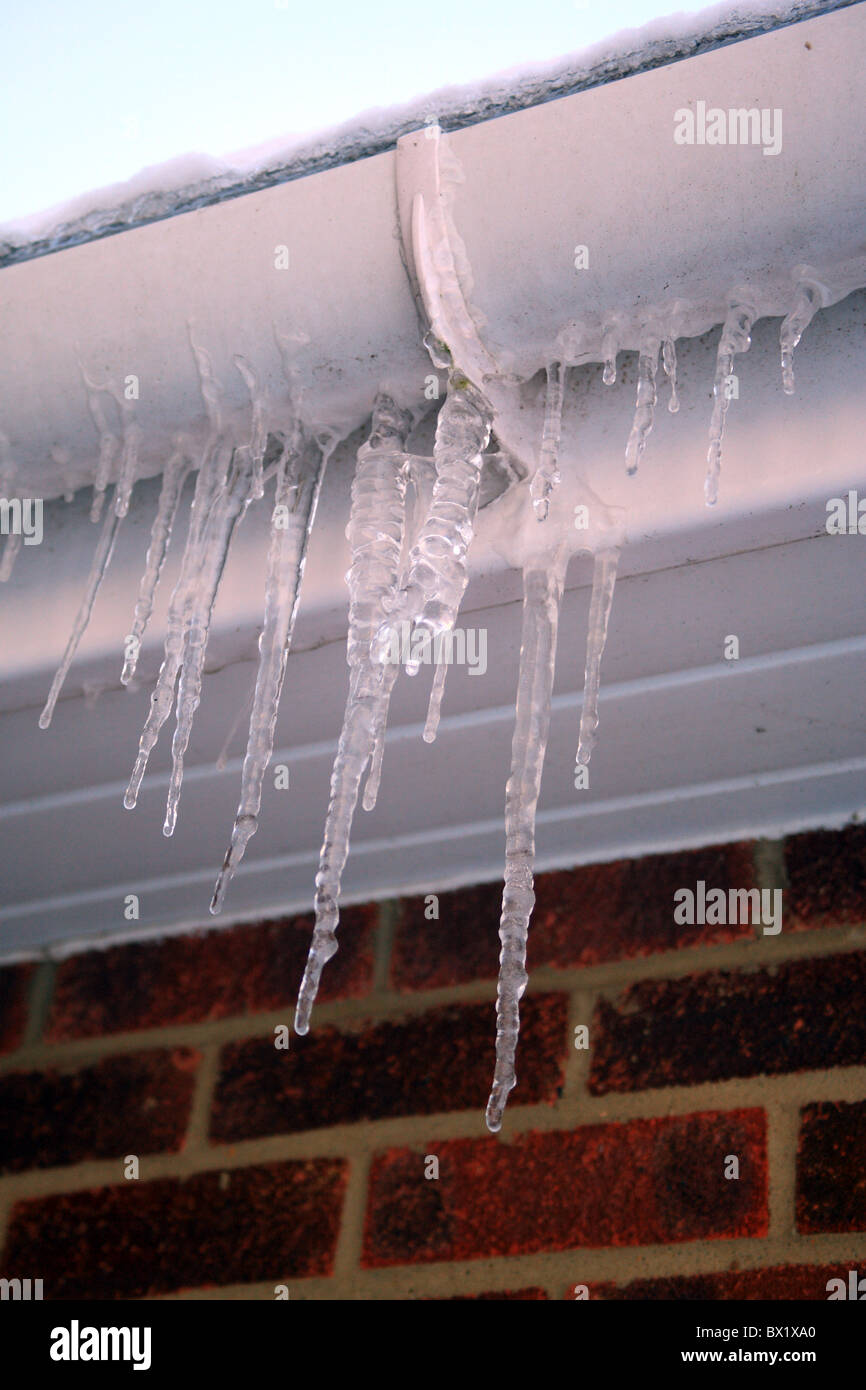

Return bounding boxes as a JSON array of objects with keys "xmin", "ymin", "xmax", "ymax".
[
  {"xmin": 0, "ymin": 1048, "xmax": 198, "ymax": 1174},
  {"xmin": 0, "ymin": 964, "xmax": 33, "ymax": 1055},
  {"xmin": 579, "ymin": 1264, "xmax": 858, "ymax": 1299},
  {"xmin": 46, "ymin": 907, "xmax": 376, "ymax": 1042},
  {"xmin": 211, "ymin": 994, "xmax": 567, "ymax": 1140},
  {"xmin": 390, "ymin": 843, "xmax": 755, "ymax": 991},
  {"xmin": 532, "ymin": 842, "xmax": 756, "ymax": 970},
  {"xmin": 390, "ymin": 882, "xmax": 502, "ymax": 990},
  {"xmin": 0, "ymin": 1159, "xmax": 347, "ymax": 1298},
  {"xmin": 589, "ymin": 951, "xmax": 866, "ymax": 1094},
  {"xmin": 797, "ymin": 1100, "xmax": 866, "ymax": 1234},
  {"xmin": 362, "ymin": 1109, "xmax": 767, "ymax": 1266},
  {"xmin": 785, "ymin": 824, "xmax": 866, "ymax": 928}
]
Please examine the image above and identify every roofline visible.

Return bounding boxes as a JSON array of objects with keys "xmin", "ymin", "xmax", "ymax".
[{"xmin": 1, "ymin": 0, "xmax": 859, "ymax": 270}]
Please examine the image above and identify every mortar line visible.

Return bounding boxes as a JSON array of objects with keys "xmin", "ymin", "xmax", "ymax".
[
  {"xmin": 332, "ymin": 1149, "xmax": 373, "ymax": 1288},
  {"xmin": 766, "ymin": 1097, "xmax": 801, "ymax": 1244},
  {"xmin": 372, "ymin": 898, "xmax": 399, "ymax": 995},
  {"xmin": 22, "ymin": 960, "xmax": 56, "ymax": 1049},
  {"xmin": 182, "ymin": 1042, "xmax": 222, "ymax": 1154},
  {"xmin": 563, "ymin": 987, "xmax": 595, "ymax": 1106}
]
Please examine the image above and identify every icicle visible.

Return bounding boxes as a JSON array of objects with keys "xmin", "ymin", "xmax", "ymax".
[
  {"xmin": 163, "ymin": 446, "xmax": 256, "ymax": 836},
  {"xmin": 125, "ymin": 336, "xmax": 228, "ymax": 808},
  {"xmin": 113, "ymin": 409, "xmax": 142, "ymax": 520},
  {"xmin": 361, "ymin": 659, "xmax": 400, "ymax": 810},
  {"xmin": 0, "ymin": 445, "xmax": 21, "ymax": 581},
  {"xmin": 486, "ymin": 553, "xmax": 567, "ymax": 1133},
  {"xmin": 124, "ymin": 437, "xmax": 227, "ymax": 809},
  {"xmin": 575, "ymin": 547, "xmax": 620, "ymax": 769},
  {"xmin": 601, "ymin": 326, "xmax": 619, "ymax": 385},
  {"xmin": 423, "ymin": 657, "xmax": 448, "ymax": 743},
  {"xmin": 234, "ymin": 355, "xmax": 268, "ymax": 499},
  {"xmin": 121, "ymin": 447, "xmax": 189, "ymax": 685},
  {"xmin": 39, "ymin": 489, "xmax": 123, "ymax": 729},
  {"xmin": 705, "ymin": 297, "xmax": 755, "ymax": 507},
  {"xmin": 529, "ymin": 362, "xmax": 566, "ymax": 521},
  {"xmin": 373, "ymin": 376, "xmax": 490, "ymax": 670},
  {"xmin": 780, "ymin": 278, "xmax": 825, "ymax": 395},
  {"xmin": 624, "ymin": 332, "xmax": 660, "ymax": 476},
  {"xmin": 295, "ymin": 395, "xmax": 411, "ymax": 1034},
  {"xmin": 0, "ymin": 530, "xmax": 22, "ymax": 583},
  {"xmin": 78, "ymin": 359, "xmax": 120, "ymax": 524},
  {"xmin": 210, "ymin": 426, "xmax": 329, "ymax": 911},
  {"xmin": 662, "ymin": 337, "xmax": 679, "ymax": 413}
]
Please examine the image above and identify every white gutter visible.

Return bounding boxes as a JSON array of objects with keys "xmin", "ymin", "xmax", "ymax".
[{"xmin": 0, "ymin": 2, "xmax": 864, "ymax": 956}]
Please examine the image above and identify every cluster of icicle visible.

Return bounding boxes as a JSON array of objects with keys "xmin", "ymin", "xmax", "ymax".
[{"xmin": 31, "ymin": 270, "xmax": 829, "ymax": 1134}]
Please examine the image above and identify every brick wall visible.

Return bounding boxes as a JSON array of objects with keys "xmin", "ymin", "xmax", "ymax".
[{"xmin": 0, "ymin": 825, "xmax": 864, "ymax": 1300}]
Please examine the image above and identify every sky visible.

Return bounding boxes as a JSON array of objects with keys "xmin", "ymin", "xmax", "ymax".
[{"xmin": 0, "ymin": 0, "xmax": 712, "ymax": 226}]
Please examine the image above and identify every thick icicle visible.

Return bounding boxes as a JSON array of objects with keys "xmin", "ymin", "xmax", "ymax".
[
  {"xmin": 624, "ymin": 332, "xmax": 660, "ymax": 476},
  {"xmin": 121, "ymin": 447, "xmax": 189, "ymax": 685},
  {"xmin": 575, "ymin": 547, "xmax": 620, "ymax": 769},
  {"xmin": 530, "ymin": 362, "xmax": 566, "ymax": 521},
  {"xmin": 780, "ymin": 279, "xmax": 825, "ymax": 395},
  {"xmin": 163, "ymin": 447, "xmax": 256, "ymax": 836},
  {"xmin": 486, "ymin": 554, "xmax": 567, "ymax": 1133},
  {"xmin": 373, "ymin": 377, "xmax": 490, "ymax": 669},
  {"xmin": 210, "ymin": 427, "xmax": 329, "ymax": 911},
  {"xmin": 39, "ymin": 490, "xmax": 123, "ymax": 729},
  {"xmin": 705, "ymin": 297, "xmax": 755, "ymax": 507},
  {"xmin": 662, "ymin": 337, "xmax": 679, "ymax": 413},
  {"xmin": 295, "ymin": 395, "xmax": 411, "ymax": 1035},
  {"xmin": 124, "ymin": 437, "xmax": 228, "ymax": 810}
]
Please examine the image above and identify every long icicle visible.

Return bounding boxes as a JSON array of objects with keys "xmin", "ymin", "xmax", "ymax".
[
  {"xmin": 780, "ymin": 278, "xmax": 825, "ymax": 395},
  {"xmin": 125, "ymin": 335, "xmax": 227, "ymax": 808},
  {"xmin": 530, "ymin": 361, "xmax": 566, "ymax": 521},
  {"xmin": 363, "ymin": 454, "xmax": 436, "ymax": 803},
  {"xmin": 373, "ymin": 376, "xmax": 491, "ymax": 669},
  {"xmin": 163, "ymin": 446, "xmax": 256, "ymax": 836},
  {"xmin": 575, "ymin": 547, "xmax": 620, "ymax": 770},
  {"xmin": 705, "ymin": 297, "xmax": 755, "ymax": 507},
  {"xmin": 486, "ymin": 553, "xmax": 567, "ymax": 1132},
  {"xmin": 210, "ymin": 426, "xmax": 329, "ymax": 911},
  {"xmin": 39, "ymin": 488, "xmax": 123, "ymax": 729},
  {"xmin": 78, "ymin": 360, "xmax": 120, "ymax": 524},
  {"xmin": 121, "ymin": 447, "xmax": 189, "ymax": 685},
  {"xmin": 124, "ymin": 437, "xmax": 227, "ymax": 809},
  {"xmin": 295, "ymin": 395, "xmax": 411, "ymax": 1034},
  {"xmin": 624, "ymin": 332, "xmax": 660, "ymax": 475},
  {"xmin": 111, "ymin": 386, "xmax": 143, "ymax": 520},
  {"xmin": 361, "ymin": 659, "xmax": 400, "ymax": 809}
]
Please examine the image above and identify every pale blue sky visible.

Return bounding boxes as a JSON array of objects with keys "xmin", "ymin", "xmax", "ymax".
[{"xmin": 1, "ymin": 0, "xmax": 711, "ymax": 225}]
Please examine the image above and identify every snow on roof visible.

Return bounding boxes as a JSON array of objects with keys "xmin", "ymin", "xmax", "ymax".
[{"xmin": 0, "ymin": 0, "xmax": 852, "ymax": 267}]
